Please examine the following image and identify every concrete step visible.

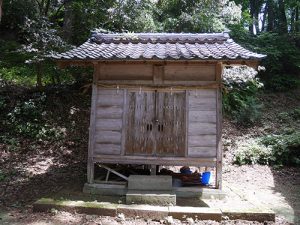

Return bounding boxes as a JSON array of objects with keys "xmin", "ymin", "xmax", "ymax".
[
  {"xmin": 126, "ymin": 190, "xmax": 176, "ymax": 206},
  {"xmin": 127, "ymin": 175, "xmax": 172, "ymax": 191}
]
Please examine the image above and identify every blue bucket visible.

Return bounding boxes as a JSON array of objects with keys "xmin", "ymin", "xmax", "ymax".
[{"xmin": 201, "ymin": 172, "xmax": 211, "ymax": 185}]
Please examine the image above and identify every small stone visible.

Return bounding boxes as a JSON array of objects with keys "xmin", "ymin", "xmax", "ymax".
[
  {"xmin": 186, "ymin": 217, "xmax": 194, "ymax": 225},
  {"xmin": 50, "ymin": 208, "xmax": 58, "ymax": 215},
  {"xmin": 117, "ymin": 213, "xmax": 125, "ymax": 221},
  {"xmin": 165, "ymin": 216, "xmax": 174, "ymax": 225}
]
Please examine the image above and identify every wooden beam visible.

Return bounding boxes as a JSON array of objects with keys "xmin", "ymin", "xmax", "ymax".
[
  {"xmin": 215, "ymin": 62, "xmax": 223, "ymax": 190},
  {"xmin": 92, "ymin": 155, "xmax": 217, "ymax": 167},
  {"xmin": 153, "ymin": 65, "xmax": 164, "ymax": 84},
  {"xmin": 87, "ymin": 62, "xmax": 100, "ymax": 183}
]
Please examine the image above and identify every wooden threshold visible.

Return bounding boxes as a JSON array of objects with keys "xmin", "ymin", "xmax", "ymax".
[{"xmin": 92, "ymin": 155, "xmax": 216, "ymax": 167}]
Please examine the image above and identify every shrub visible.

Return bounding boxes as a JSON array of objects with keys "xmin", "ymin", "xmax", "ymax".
[
  {"xmin": 264, "ymin": 75, "xmax": 300, "ymax": 92},
  {"xmin": 234, "ymin": 131, "xmax": 300, "ymax": 167},
  {"xmin": 260, "ymin": 131, "xmax": 300, "ymax": 166},
  {"xmin": 223, "ymin": 66, "xmax": 263, "ymax": 126},
  {"xmin": 234, "ymin": 139, "xmax": 273, "ymax": 165},
  {"xmin": 6, "ymin": 95, "xmax": 66, "ymax": 141}
]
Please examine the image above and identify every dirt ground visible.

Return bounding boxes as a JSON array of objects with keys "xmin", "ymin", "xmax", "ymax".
[{"xmin": 0, "ymin": 87, "xmax": 299, "ymax": 225}]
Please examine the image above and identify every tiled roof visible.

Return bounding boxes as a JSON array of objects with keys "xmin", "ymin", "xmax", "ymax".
[{"xmin": 53, "ymin": 32, "xmax": 266, "ymax": 61}]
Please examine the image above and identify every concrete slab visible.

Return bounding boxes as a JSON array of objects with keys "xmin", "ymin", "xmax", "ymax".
[
  {"xmin": 221, "ymin": 208, "xmax": 275, "ymax": 222},
  {"xmin": 128, "ymin": 175, "xmax": 172, "ymax": 191},
  {"xmin": 83, "ymin": 183, "xmax": 127, "ymax": 196},
  {"xmin": 33, "ymin": 196, "xmax": 276, "ymax": 222},
  {"xmin": 126, "ymin": 190, "xmax": 176, "ymax": 206},
  {"xmin": 33, "ymin": 198, "xmax": 117, "ymax": 216},
  {"xmin": 168, "ymin": 206, "xmax": 222, "ymax": 222},
  {"xmin": 117, "ymin": 205, "xmax": 169, "ymax": 220},
  {"xmin": 175, "ymin": 187, "xmax": 226, "ymax": 199}
]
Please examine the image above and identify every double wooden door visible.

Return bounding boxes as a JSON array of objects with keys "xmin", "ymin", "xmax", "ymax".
[{"xmin": 125, "ymin": 90, "xmax": 186, "ymax": 157}]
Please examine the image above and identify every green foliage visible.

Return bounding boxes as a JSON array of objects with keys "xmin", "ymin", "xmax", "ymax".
[
  {"xmin": 0, "ymin": 168, "xmax": 17, "ymax": 182},
  {"xmin": 0, "ymin": 136, "xmax": 21, "ymax": 152},
  {"xmin": 0, "ymin": 0, "xmax": 38, "ymax": 32},
  {"xmin": 223, "ymin": 66, "xmax": 263, "ymax": 126},
  {"xmin": 264, "ymin": 75, "xmax": 300, "ymax": 92},
  {"xmin": 155, "ymin": 0, "xmax": 241, "ymax": 32},
  {"xmin": 5, "ymin": 95, "xmax": 66, "ymax": 141},
  {"xmin": 230, "ymin": 28, "xmax": 300, "ymax": 91},
  {"xmin": 260, "ymin": 131, "xmax": 300, "ymax": 166},
  {"xmin": 230, "ymin": 96, "xmax": 262, "ymax": 125},
  {"xmin": 234, "ymin": 130, "xmax": 300, "ymax": 166},
  {"xmin": 234, "ymin": 140, "xmax": 273, "ymax": 165}
]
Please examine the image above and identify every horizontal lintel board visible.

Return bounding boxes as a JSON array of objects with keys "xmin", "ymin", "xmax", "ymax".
[
  {"xmin": 164, "ymin": 64, "xmax": 216, "ymax": 81},
  {"xmin": 99, "ymin": 64, "xmax": 153, "ymax": 80}
]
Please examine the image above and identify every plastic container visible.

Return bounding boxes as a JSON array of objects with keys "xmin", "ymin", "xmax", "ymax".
[{"xmin": 201, "ymin": 172, "xmax": 211, "ymax": 185}]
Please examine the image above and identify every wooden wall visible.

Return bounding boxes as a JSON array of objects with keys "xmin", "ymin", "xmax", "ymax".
[
  {"xmin": 88, "ymin": 61, "xmax": 223, "ymax": 188},
  {"xmin": 187, "ymin": 89, "xmax": 217, "ymax": 157},
  {"xmin": 93, "ymin": 88, "xmax": 217, "ymax": 158},
  {"xmin": 95, "ymin": 89, "xmax": 125, "ymax": 155}
]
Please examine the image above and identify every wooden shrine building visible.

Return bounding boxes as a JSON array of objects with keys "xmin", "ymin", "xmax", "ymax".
[{"xmin": 54, "ymin": 33, "xmax": 265, "ymax": 189}]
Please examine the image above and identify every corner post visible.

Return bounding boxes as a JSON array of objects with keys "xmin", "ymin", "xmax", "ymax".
[
  {"xmin": 215, "ymin": 62, "xmax": 223, "ymax": 189},
  {"xmin": 87, "ymin": 62, "xmax": 99, "ymax": 183}
]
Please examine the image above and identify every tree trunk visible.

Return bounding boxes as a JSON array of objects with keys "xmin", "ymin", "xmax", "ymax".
[
  {"xmin": 261, "ymin": 3, "xmax": 268, "ymax": 32},
  {"xmin": 278, "ymin": 0, "xmax": 287, "ymax": 34},
  {"xmin": 44, "ymin": 0, "xmax": 51, "ymax": 16},
  {"xmin": 63, "ymin": 0, "xmax": 73, "ymax": 42},
  {"xmin": 296, "ymin": 6, "xmax": 299, "ymax": 32},
  {"xmin": 267, "ymin": 0, "xmax": 274, "ymax": 32},
  {"xmin": 291, "ymin": 8, "xmax": 295, "ymax": 32},
  {"xmin": 249, "ymin": 0, "xmax": 255, "ymax": 34},
  {"xmin": 0, "ymin": 0, "xmax": 3, "ymax": 23}
]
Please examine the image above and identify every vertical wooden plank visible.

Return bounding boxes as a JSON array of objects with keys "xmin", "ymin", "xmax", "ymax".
[
  {"xmin": 87, "ymin": 63, "xmax": 100, "ymax": 184},
  {"xmin": 121, "ymin": 89, "xmax": 127, "ymax": 156},
  {"xmin": 215, "ymin": 62, "xmax": 223, "ymax": 189},
  {"xmin": 185, "ymin": 90, "xmax": 189, "ymax": 157},
  {"xmin": 125, "ymin": 91, "xmax": 155, "ymax": 156},
  {"xmin": 156, "ymin": 91, "xmax": 186, "ymax": 157},
  {"xmin": 153, "ymin": 65, "xmax": 163, "ymax": 84}
]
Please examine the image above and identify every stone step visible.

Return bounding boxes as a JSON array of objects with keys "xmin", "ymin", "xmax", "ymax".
[
  {"xmin": 126, "ymin": 190, "xmax": 176, "ymax": 206},
  {"xmin": 128, "ymin": 175, "xmax": 173, "ymax": 191}
]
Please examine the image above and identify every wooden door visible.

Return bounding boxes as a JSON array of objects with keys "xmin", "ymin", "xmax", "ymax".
[
  {"xmin": 125, "ymin": 90, "xmax": 186, "ymax": 157},
  {"xmin": 125, "ymin": 91, "xmax": 156, "ymax": 155},
  {"xmin": 156, "ymin": 91, "xmax": 186, "ymax": 156}
]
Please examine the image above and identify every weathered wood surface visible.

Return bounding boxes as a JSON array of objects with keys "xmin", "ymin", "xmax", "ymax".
[
  {"xmin": 87, "ymin": 63, "xmax": 100, "ymax": 183},
  {"xmin": 156, "ymin": 91, "xmax": 186, "ymax": 156},
  {"xmin": 215, "ymin": 62, "xmax": 223, "ymax": 189},
  {"xmin": 164, "ymin": 65, "xmax": 216, "ymax": 81},
  {"xmin": 93, "ymin": 154, "xmax": 216, "ymax": 167},
  {"xmin": 99, "ymin": 64, "xmax": 153, "ymax": 80},
  {"xmin": 187, "ymin": 89, "xmax": 217, "ymax": 157},
  {"xmin": 188, "ymin": 146, "xmax": 217, "ymax": 157},
  {"xmin": 94, "ymin": 88, "xmax": 124, "ymax": 155},
  {"xmin": 94, "ymin": 143, "xmax": 121, "ymax": 155},
  {"xmin": 125, "ymin": 91, "xmax": 156, "ymax": 155},
  {"xmin": 96, "ymin": 119, "xmax": 122, "ymax": 131}
]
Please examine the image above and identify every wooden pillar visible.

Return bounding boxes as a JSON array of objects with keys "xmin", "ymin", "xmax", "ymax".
[
  {"xmin": 87, "ymin": 62, "xmax": 100, "ymax": 183},
  {"xmin": 215, "ymin": 62, "xmax": 223, "ymax": 189}
]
